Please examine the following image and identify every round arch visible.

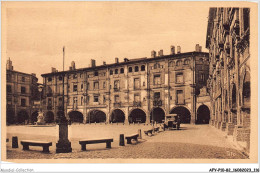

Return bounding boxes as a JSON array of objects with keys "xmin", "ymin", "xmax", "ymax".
[
  {"xmin": 242, "ymin": 71, "xmax": 250, "ymax": 106},
  {"xmin": 68, "ymin": 111, "xmax": 83, "ymax": 123},
  {"xmin": 231, "ymin": 84, "xmax": 237, "ymax": 108},
  {"xmin": 196, "ymin": 105, "xmax": 210, "ymax": 124},
  {"xmin": 87, "ymin": 110, "xmax": 106, "ymax": 123},
  {"xmin": 170, "ymin": 106, "xmax": 191, "ymax": 124},
  {"xmin": 150, "ymin": 107, "xmax": 165, "ymax": 123},
  {"xmin": 45, "ymin": 111, "xmax": 54, "ymax": 123},
  {"xmin": 110, "ymin": 109, "xmax": 125, "ymax": 123},
  {"xmin": 129, "ymin": 108, "xmax": 146, "ymax": 123},
  {"xmin": 17, "ymin": 110, "xmax": 29, "ymax": 124},
  {"xmin": 31, "ymin": 111, "xmax": 39, "ymax": 123}
]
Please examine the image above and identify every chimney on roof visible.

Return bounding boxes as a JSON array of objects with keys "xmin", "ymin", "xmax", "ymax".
[
  {"xmin": 151, "ymin": 50, "xmax": 156, "ymax": 58},
  {"xmin": 91, "ymin": 59, "xmax": 96, "ymax": 67},
  {"xmin": 71, "ymin": 61, "xmax": 76, "ymax": 70},
  {"xmin": 6, "ymin": 58, "xmax": 13, "ymax": 70},
  {"xmin": 115, "ymin": 57, "xmax": 119, "ymax": 63},
  {"xmin": 177, "ymin": 46, "xmax": 181, "ymax": 54},
  {"xmin": 158, "ymin": 50, "xmax": 163, "ymax": 57},
  {"xmin": 124, "ymin": 58, "xmax": 129, "ymax": 62},
  {"xmin": 51, "ymin": 67, "xmax": 56, "ymax": 73},
  {"xmin": 170, "ymin": 46, "xmax": 175, "ymax": 55},
  {"xmin": 199, "ymin": 46, "xmax": 202, "ymax": 52},
  {"xmin": 195, "ymin": 44, "xmax": 200, "ymax": 52},
  {"xmin": 103, "ymin": 61, "xmax": 106, "ymax": 65}
]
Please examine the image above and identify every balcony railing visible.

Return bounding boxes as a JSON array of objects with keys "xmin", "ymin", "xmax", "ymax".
[
  {"xmin": 114, "ymin": 102, "xmax": 121, "ymax": 107},
  {"xmin": 133, "ymin": 101, "xmax": 141, "ymax": 107},
  {"xmin": 47, "ymin": 105, "xmax": 52, "ymax": 110},
  {"xmin": 153, "ymin": 100, "xmax": 162, "ymax": 106},
  {"xmin": 175, "ymin": 100, "xmax": 185, "ymax": 105},
  {"xmin": 73, "ymin": 104, "xmax": 78, "ymax": 110},
  {"xmin": 114, "ymin": 88, "xmax": 120, "ymax": 92}
]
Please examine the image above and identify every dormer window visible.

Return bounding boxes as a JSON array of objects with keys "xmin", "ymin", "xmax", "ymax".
[
  {"xmin": 128, "ymin": 67, "xmax": 133, "ymax": 73},
  {"xmin": 176, "ymin": 60, "xmax": 182, "ymax": 66},
  {"xmin": 184, "ymin": 59, "xmax": 190, "ymax": 65},
  {"xmin": 135, "ymin": 66, "xmax": 139, "ymax": 72},
  {"xmin": 141, "ymin": 65, "xmax": 145, "ymax": 71},
  {"xmin": 120, "ymin": 68, "xmax": 124, "ymax": 74}
]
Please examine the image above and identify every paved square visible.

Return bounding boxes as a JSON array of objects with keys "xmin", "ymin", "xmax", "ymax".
[{"xmin": 6, "ymin": 124, "xmax": 247, "ymax": 159}]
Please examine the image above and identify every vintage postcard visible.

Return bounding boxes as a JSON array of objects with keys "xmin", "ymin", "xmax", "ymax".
[{"xmin": 1, "ymin": 1, "xmax": 258, "ymax": 169}]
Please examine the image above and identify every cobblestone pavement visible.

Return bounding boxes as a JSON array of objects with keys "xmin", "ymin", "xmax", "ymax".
[{"xmin": 6, "ymin": 124, "xmax": 247, "ymax": 159}]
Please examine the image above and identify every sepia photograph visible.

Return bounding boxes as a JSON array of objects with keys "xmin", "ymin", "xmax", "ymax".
[{"xmin": 1, "ymin": 1, "xmax": 258, "ymax": 171}]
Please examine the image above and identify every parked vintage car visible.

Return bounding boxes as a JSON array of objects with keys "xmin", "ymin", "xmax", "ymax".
[{"xmin": 164, "ymin": 114, "xmax": 180, "ymax": 130}]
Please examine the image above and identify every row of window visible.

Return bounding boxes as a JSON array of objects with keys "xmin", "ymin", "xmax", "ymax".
[
  {"xmin": 110, "ymin": 65, "xmax": 146, "ymax": 75},
  {"xmin": 47, "ymin": 73, "xmax": 192, "ymax": 94},
  {"xmin": 46, "ymin": 59, "xmax": 202, "ymax": 82},
  {"xmin": 8, "ymin": 98, "xmax": 27, "ymax": 106},
  {"xmin": 7, "ymin": 74, "xmax": 27, "ymax": 82},
  {"xmin": 169, "ymin": 59, "xmax": 191, "ymax": 67},
  {"xmin": 48, "ymin": 89, "xmax": 184, "ymax": 107},
  {"xmin": 7, "ymin": 85, "xmax": 27, "ymax": 94}
]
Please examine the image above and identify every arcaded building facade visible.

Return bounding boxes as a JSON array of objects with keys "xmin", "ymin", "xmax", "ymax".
[
  {"xmin": 41, "ymin": 45, "xmax": 210, "ymax": 125},
  {"xmin": 6, "ymin": 58, "xmax": 40, "ymax": 124},
  {"xmin": 206, "ymin": 8, "xmax": 250, "ymax": 151}
]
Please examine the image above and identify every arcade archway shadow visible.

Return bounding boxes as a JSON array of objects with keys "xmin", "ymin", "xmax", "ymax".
[
  {"xmin": 110, "ymin": 109, "xmax": 125, "ymax": 123},
  {"xmin": 45, "ymin": 111, "xmax": 54, "ymax": 123},
  {"xmin": 170, "ymin": 106, "xmax": 191, "ymax": 124},
  {"xmin": 196, "ymin": 105, "xmax": 210, "ymax": 124},
  {"xmin": 31, "ymin": 111, "xmax": 39, "ymax": 124},
  {"xmin": 88, "ymin": 110, "xmax": 106, "ymax": 123},
  {"xmin": 17, "ymin": 110, "xmax": 29, "ymax": 124},
  {"xmin": 6, "ymin": 108, "xmax": 15, "ymax": 124},
  {"xmin": 69, "ymin": 111, "xmax": 83, "ymax": 123},
  {"xmin": 129, "ymin": 109, "xmax": 146, "ymax": 123},
  {"xmin": 150, "ymin": 107, "xmax": 165, "ymax": 123}
]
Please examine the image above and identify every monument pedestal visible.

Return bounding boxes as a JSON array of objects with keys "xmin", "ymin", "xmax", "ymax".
[{"xmin": 56, "ymin": 122, "xmax": 72, "ymax": 153}]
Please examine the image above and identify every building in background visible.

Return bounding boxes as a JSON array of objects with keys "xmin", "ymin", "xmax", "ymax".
[
  {"xmin": 41, "ymin": 44, "xmax": 210, "ymax": 125},
  {"xmin": 206, "ymin": 8, "xmax": 250, "ymax": 152},
  {"xmin": 6, "ymin": 58, "xmax": 41, "ymax": 124}
]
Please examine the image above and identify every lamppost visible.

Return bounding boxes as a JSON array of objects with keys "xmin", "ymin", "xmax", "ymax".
[
  {"xmin": 56, "ymin": 46, "xmax": 72, "ymax": 153},
  {"xmin": 36, "ymin": 85, "xmax": 45, "ymax": 125},
  {"xmin": 38, "ymin": 85, "xmax": 43, "ymax": 111}
]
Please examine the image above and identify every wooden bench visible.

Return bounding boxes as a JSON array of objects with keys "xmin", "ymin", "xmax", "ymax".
[
  {"xmin": 79, "ymin": 138, "xmax": 113, "ymax": 151},
  {"xmin": 125, "ymin": 134, "xmax": 139, "ymax": 144},
  {"xmin": 144, "ymin": 129, "xmax": 153, "ymax": 136},
  {"xmin": 21, "ymin": 140, "xmax": 52, "ymax": 153}
]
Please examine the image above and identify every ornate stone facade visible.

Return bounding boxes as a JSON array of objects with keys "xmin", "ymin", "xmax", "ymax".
[
  {"xmin": 206, "ymin": 8, "xmax": 250, "ymax": 152},
  {"xmin": 6, "ymin": 58, "xmax": 40, "ymax": 124},
  {"xmin": 41, "ymin": 45, "xmax": 210, "ymax": 125}
]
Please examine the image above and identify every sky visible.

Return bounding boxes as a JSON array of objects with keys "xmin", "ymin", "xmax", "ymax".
[{"xmin": 3, "ymin": 2, "xmax": 210, "ymax": 83}]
